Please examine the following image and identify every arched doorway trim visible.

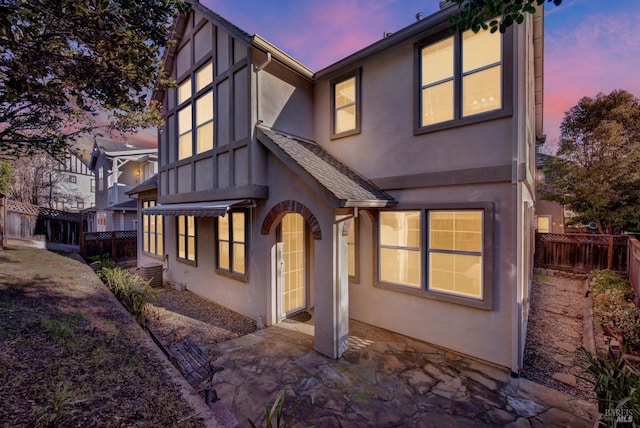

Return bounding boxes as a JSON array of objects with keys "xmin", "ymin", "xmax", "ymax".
[{"xmin": 261, "ymin": 200, "xmax": 322, "ymax": 240}]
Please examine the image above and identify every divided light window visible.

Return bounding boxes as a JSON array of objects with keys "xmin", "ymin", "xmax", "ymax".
[
  {"xmin": 330, "ymin": 70, "xmax": 360, "ymax": 139},
  {"xmin": 379, "ymin": 211, "xmax": 421, "ymax": 288},
  {"xmin": 142, "ymin": 200, "xmax": 163, "ymax": 256},
  {"xmin": 216, "ymin": 210, "xmax": 247, "ymax": 277},
  {"xmin": 177, "ymin": 62, "xmax": 214, "ymax": 160},
  {"xmin": 177, "ymin": 215, "xmax": 196, "ymax": 263},
  {"xmin": 428, "ymin": 211, "xmax": 483, "ymax": 300},
  {"xmin": 377, "ymin": 208, "xmax": 490, "ymax": 308},
  {"xmin": 419, "ymin": 25, "xmax": 502, "ymax": 128}
]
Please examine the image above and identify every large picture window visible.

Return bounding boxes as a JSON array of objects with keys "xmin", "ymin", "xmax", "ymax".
[
  {"xmin": 177, "ymin": 216, "xmax": 196, "ymax": 263},
  {"xmin": 142, "ymin": 200, "xmax": 163, "ymax": 256},
  {"xmin": 377, "ymin": 205, "xmax": 493, "ymax": 309},
  {"xmin": 216, "ymin": 210, "xmax": 247, "ymax": 277},
  {"xmin": 419, "ymin": 25, "xmax": 502, "ymax": 129}
]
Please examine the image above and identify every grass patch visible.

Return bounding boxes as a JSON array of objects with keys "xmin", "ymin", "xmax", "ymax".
[{"xmin": 0, "ymin": 247, "xmax": 204, "ymax": 427}]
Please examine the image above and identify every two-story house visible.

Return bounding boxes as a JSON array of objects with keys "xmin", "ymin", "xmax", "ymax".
[
  {"xmin": 131, "ymin": 1, "xmax": 543, "ymax": 374},
  {"xmin": 88, "ymin": 139, "xmax": 157, "ymax": 232}
]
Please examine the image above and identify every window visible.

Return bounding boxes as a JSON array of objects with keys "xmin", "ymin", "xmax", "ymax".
[
  {"xmin": 56, "ymin": 201, "xmax": 65, "ymax": 210},
  {"xmin": 418, "ymin": 25, "xmax": 503, "ymax": 129},
  {"xmin": 97, "ymin": 212, "xmax": 107, "ymax": 232},
  {"xmin": 177, "ymin": 216, "xmax": 196, "ymax": 263},
  {"xmin": 97, "ymin": 168, "xmax": 104, "ymax": 191},
  {"xmin": 537, "ymin": 216, "xmax": 551, "ymax": 233},
  {"xmin": 77, "ymin": 201, "xmax": 84, "ymax": 210},
  {"xmin": 68, "ymin": 175, "xmax": 77, "ymax": 183},
  {"xmin": 216, "ymin": 211, "xmax": 247, "ymax": 277},
  {"xmin": 377, "ymin": 205, "xmax": 493, "ymax": 309},
  {"xmin": 143, "ymin": 200, "xmax": 164, "ymax": 256},
  {"xmin": 176, "ymin": 62, "xmax": 214, "ymax": 160},
  {"xmin": 90, "ymin": 179, "xmax": 95, "ymax": 193},
  {"xmin": 379, "ymin": 211, "xmax": 421, "ymax": 288},
  {"xmin": 330, "ymin": 70, "xmax": 361, "ymax": 138},
  {"xmin": 428, "ymin": 210, "xmax": 483, "ymax": 300}
]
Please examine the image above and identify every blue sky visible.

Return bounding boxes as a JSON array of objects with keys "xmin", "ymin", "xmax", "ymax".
[{"xmin": 201, "ymin": 0, "xmax": 640, "ymax": 150}]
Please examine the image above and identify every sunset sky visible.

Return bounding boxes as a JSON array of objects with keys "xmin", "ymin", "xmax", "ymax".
[{"xmin": 201, "ymin": 0, "xmax": 640, "ymax": 152}]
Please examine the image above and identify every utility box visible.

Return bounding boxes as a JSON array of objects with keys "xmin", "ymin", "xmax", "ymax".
[{"xmin": 140, "ymin": 262, "xmax": 163, "ymax": 288}]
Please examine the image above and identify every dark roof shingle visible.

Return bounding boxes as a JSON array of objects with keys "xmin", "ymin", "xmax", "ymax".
[{"xmin": 257, "ymin": 125, "xmax": 395, "ymax": 208}]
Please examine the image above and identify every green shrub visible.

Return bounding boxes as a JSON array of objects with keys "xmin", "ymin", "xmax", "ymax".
[
  {"xmin": 98, "ymin": 267, "xmax": 157, "ymax": 325},
  {"xmin": 580, "ymin": 348, "xmax": 640, "ymax": 424},
  {"xmin": 88, "ymin": 253, "xmax": 116, "ymax": 271},
  {"xmin": 589, "ymin": 269, "xmax": 635, "ymax": 301},
  {"xmin": 593, "ymin": 288, "xmax": 640, "ymax": 353}
]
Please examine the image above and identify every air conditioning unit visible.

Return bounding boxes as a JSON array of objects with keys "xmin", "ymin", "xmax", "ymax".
[{"xmin": 140, "ymin": 262, "xmax": 163, "ymax": 288}]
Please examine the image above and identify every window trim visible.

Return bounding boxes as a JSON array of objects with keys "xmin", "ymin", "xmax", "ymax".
[
  {"xmin": 536, "ymin": 215, "xmax": 551, "ymax": 233},
  {"xmin": 176, "ymin": 215, "xmax": 197, "ymax": 266},
  {"xmin": 330, "ymin": 68, "xmax": 361, "ymax": 140},
  {"xmin": 215, "ymin": 209, "xmax": 249, "ymax": 282},
  {"xmin": 142, "ymin": 199, "xmax": 164, "ymax": 258},
  {"xmin": 175, "ymin": 61, "xmax": 215, "ymax": 161},
  {"xmin": 414, "ymin": 26, "xmax": 513, "ymax": 135},
  {"xmin": 374, "ymin": 202, "xmax": 494, "ymax": 310}
]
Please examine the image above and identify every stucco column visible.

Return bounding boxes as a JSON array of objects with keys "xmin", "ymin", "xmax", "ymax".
[{"xmin": 313, "ymin": 215, "xmax": 350, "ymax": 359}]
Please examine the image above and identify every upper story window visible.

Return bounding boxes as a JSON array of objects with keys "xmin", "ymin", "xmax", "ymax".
[
  {"xmin": 68, "ymin": 175, "xmax": 77, "ymax": 183},
  {"xmin": 177, "ymin": 62, "xmax": 214, "ymax": 160},
  {"xmin": 330, "ymin": 69, "xmax": 361, "ymax": 139},
  {"xmin": 418, "ymin": 25, "xmax": 503, "ymax": 130}
]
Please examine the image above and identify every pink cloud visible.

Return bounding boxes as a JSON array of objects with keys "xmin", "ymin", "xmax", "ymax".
[{"xmin": 544, "ymin": 7, "xmax": 640, "ymax": 148}]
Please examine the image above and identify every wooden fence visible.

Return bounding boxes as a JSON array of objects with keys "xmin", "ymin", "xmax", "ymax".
[
  {"xmin": 628, "ymin": 236, "xmax": 640, "ymax": 304},
  {"xmin": 5, "ymin": 200, "xmax": 80, "ymax": 245},
  {"xmin": 80, "ymin": 230, "xmax": 137, "ymax": 262},
  {"xmin": 535, "ymin": 233, "xmax": 629, "ymax": 274}
]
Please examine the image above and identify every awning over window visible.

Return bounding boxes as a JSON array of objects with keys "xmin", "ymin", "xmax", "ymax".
[{"xmin": 141, "ymin": 199, "xmax": 250, "ymax": 217}]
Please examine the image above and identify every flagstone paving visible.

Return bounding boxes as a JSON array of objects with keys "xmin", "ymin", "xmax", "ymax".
[{"xmin": 204, "ymin": 319, "xmax": 596, "ymax": 427}]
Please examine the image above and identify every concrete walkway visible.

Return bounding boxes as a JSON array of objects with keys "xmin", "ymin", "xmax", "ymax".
[{"xmin": 206, "ymin": 317, "xmax": 596, "ymax": 427}]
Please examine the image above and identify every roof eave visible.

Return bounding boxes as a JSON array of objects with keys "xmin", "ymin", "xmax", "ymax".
[{"xmin": 251, "ymin": 35, "xmax": 314, "ymax": 81}]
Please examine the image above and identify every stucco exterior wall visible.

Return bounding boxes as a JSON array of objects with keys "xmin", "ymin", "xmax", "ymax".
[
  {"xmin": 349, "ymin": 182, "xmax": 515, "ymax": 368},
  {"xmin": 312, "ymin": 41, "xmax": 514, "ymax": 180}
]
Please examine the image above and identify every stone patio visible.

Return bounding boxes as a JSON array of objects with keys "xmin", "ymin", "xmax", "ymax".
[{"xmin": 203, "ymin": 316, "xmax": 596, "ymax": 427}]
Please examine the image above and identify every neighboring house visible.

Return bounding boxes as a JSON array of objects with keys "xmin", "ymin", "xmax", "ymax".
[
  {"xmin": 88, "ymin": 140, "xmax": 157, "ymax": 232},
  {"xmin": 53, "ymin": 148, "xmax": 94, "ymax": 212},
  {"xmin": 130, "ymin": 1, "xmax": 543, "ymax": 374},
  {"xmin": 535, "ymin": 152, "xmax": 568, "ymax": 234}
]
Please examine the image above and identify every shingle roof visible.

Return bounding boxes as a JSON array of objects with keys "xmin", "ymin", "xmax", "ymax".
[
  {"xmin": 256, "ymin": 125, "xmax": 395, "ymax": 208},
  {"xmin": 110, "ymin": 199, "xmax": 138, "ymax": 210},
  {"xmin": 126, "ymin": 174, "xmax": 158, "ymax": 195}
]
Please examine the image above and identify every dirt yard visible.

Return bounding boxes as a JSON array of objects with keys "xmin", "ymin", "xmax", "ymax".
[{"xmin": 0, "ymin": 245, "xmax": 206, "ymax": 427}]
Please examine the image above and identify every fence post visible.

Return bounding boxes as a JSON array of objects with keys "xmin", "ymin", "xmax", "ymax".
[{"xmin": 607, "ymin": 235, "xmax": 614, "ymax": 270}]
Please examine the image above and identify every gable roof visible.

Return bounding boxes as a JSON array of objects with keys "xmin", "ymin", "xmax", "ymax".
[{"xmin": 256, "ymin": 125, "xmax": 395, "ymax": 208}]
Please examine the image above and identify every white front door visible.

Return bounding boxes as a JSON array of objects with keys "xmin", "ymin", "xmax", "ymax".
[{"xmin": 277, "ymin": 213, "xmax": 306, "ymax": 317}]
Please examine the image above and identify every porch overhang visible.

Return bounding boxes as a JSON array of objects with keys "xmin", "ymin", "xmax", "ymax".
[{"xmin": 141, "ymin": 199, "xmax": 252, "ymax": 217}]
